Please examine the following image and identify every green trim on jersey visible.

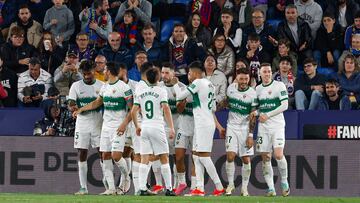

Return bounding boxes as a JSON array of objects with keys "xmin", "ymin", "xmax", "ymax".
[
  {"xmin": 187, "ymin": 86, "xmax": 195, "ymax": 95},
  {"xmin": 160, "ymin": 101, "xmax": 168, "ymax": 104},
  {"xmin": 238, "ymin": 86, "xmax": 249, "ymax": 92},
  {"xmin": 191, "ymin": 93, "xmax": 201, "ymax": 108},
  {"xmin": 168, "ymin": 99, "xmax": 177, "ymax": 114},
  {"xmin": 109, "ymin": 79, "xmax": 120, "ymax": 85},
  {"xmin": 261, "ymin": 80, "xmax": 274, "ymax": 87},
  {"xmin": 83, "ymin": 79, "xmax": 96, "ymax": 85},
  {"xmin": 103, "ymin": 96, "xmax": 127, "ymax": 111},
  {"xmin": 134, "ymin": 102, "xmax": 140, "ymax": 106},
  {"xmin": 228, "ymin": 97, "xmax": 252, "ymax": 115},
  {"xmin": 181, "ymin": 102, "xmax": 193, "ymax": 116},
  {"xmin": 258, "ymin": 97, "xmax": 281, "ymax": 113}
]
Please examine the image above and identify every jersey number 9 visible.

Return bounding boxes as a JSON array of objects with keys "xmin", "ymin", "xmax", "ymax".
[{"xmin": 145, "ymin": 100, "xmax": 154, "ymax": 119}]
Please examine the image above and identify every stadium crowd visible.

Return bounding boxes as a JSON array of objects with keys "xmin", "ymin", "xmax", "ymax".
[{"xmin": 0, "ymin": 0, "xmax": 360, "ymax": 111}]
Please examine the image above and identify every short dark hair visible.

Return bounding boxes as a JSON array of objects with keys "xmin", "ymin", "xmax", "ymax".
[
  {"xmin": 118, "ymin": 62, "xmax": 127, "ymax": 70},
  {"xmin": 323, "ymin": 11, "xmax": 335, "ymax": 20},
  {"xmin": 19, "ymin": 4, "xmax": 29, "ymax": 10},
  {"xmin": 236, "ymin": 67, "xmax": 250, "ymax": 76},
  {"xmin": 124, "ymin": 9, "xmax": 137, "ymax": 20},
  {"xmin": 303, "ymin": 57, "xmax": 317, "ymax": 66},
  {"xmin": 248, "ymin": 33, "xmax": 260, "ymax": 41},
  {"xmin": 279, "ymin": 56, "xmax": 293, "ymax": 66},
  {"xmin": 278, "ymin": 38, "xmax": 291, "ymax": 48},
  {"xmin": 106, "ymin": 62, "xmax": 120, "ymax": 76},
  {"xmin": 355, "ymin": 10, "xmax": 360, "ymax": 19},
  {"xmin": 93, "ymin": 0, "xmax": 104, "ymax": 8},
  {"xmin": 173, "ymin": 23, "xmax": 186, "ymax": 31},
  {"xmin": 325, "ymin": 78, "xmax": 339, "ymax": 87},
  {"xmin": 146, "ymin": 68, "xmax": 160, "ymax": 84},
  {"xmin": 285, "ymin": 4, "xmax": 297, "ymax": 11},
  {"xmin": 260, "ymin": 63, "xmax": 272, "ymax": 69},
  {"xmin": 140, "ymin": 62, "xmax": 154, "ymax": 75},
  {"xmin": 221, "ymin": 8, "xmax": 233, "ymax": 16},
  {"xmin": 161, "ymin": 62, "xmax": 175, "ymax": 70},
  {"xmin": 135, "ymin": 50, "xmax": 147, "ymax": 57},
  {"xmin": 79, "ymin": 60, "xmax": 95, "ymax": 72},
  {"xmin": 188, "ymin": 61, "xmax": 204, "ymax": 72},
  {"xmin": 142, "ymin": 23, "xmax": 156, "ymax": 32},
  {"xmin": 10, "ymin": 26, "xmax": 25, "ymax": 37}
]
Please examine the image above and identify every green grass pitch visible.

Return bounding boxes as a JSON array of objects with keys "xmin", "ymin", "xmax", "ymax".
[{"xmin": 1, "ymin": 193, "xmax": 359, "ymax": 203}]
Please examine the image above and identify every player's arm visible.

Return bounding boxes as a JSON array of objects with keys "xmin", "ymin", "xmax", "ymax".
[
  {"xmin": 131, "ymin": 104, "xmax": 141, "ymax": 136},
  {"xmin": 173, "ymin": 78, "xmax": 193, "ymax": 101},
  {"xmin": 163, "ymin": 103, "xmax": 175, "ymax": 139},
  {"xmin": 246, "ymin": 109, "xmax": 257, "ymax": 148},
  {"xmin": 118, "ymin": 100, "xmax": 133, "ymax": 136},
  {"xmin": 67, "ymin": 99, "xmax": 78, "ymax": 112},
  {"xmin": 213, "ymin": 113, "xmax": 225, "ymax": 138},
  {"xmin": 73, "ymin": 96, "xmax": 103, "ymax": 117},
  {"xmin": 259, "ymin": 85, "xmax": 288, "ymax": 122}
]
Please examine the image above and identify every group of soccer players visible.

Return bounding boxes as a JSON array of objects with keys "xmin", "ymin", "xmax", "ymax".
[{"xmin": 68, "ymin": 57, "xmax": 290, "ymax": 197}]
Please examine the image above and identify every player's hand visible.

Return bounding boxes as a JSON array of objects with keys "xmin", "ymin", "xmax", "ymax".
[
  {"xmin": 246, "ymin": 136, "xmax": 254, "ymax": 149},
  {"xmin": 136, "ymin": 127, "xmax": 141, "ymax": 136},
  {"xmin": 73, "ymin": 108, "xmax": 82, "ymax": 118},
  {"xmin": 259, "ymin": 113, "xmax": 269, "ymax": 123},
  {"xmin": 117, "ymin": 122, "xmax": 127, "ymax": 136},
  {"xmin": 169, "ymin": 128, "xmax": 175, "ymax": 139},
  {"xmin": 249, "ymin": 111, "xmax": 257, "ymax": 121},
  {"xmin": 218, "ymin": 126, "xmax": 226, "ymax": 139},
  {"xmin": 68, "ymin": 105, "xmax": 78, "ymax": 112}
]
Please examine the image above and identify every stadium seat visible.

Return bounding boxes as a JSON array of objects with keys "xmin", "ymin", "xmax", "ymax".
[
  {"xmin": 173, "ymin": 0, "xmax": 192, "ymax": 5},
  {"xmin": 267, "ymin": 19, "xmax": 282, "ymax": 30},
  {"xmin": 160, "ymin": 19, "xmax": 182, "ymax": 43}
]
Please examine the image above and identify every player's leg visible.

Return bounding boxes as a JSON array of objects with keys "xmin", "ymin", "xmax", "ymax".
[
  {"xmin": 225, "ymin": 126, "xmax": 239, "ymax": 195},
  {"xmin": 131, "ymin": 133, "xmax": 142, "ymax": 195},
  {"xmin": 101, "ymin": 151, "xmax": 116, "ymax": 195},
  {"xmin": 240, "ymin": 156, "xmax": 251, "ymax": 196},
  {"xmin": 139, "ymin": 127, "xmax": 156, "ymax": 196},
  {"xmin": 272, "ymin": 128, "xmax": 289, "ymax": 196},
  {"xmin": 118, "ymin": 146, "xmax": 132, "ymax": 193},
  {"xmin": 112, "ymin": 134, "xmax": 130, "ymax": 195},
  {"xmin": 174, "ymin": 131, "xmax": 188, "ymax": 195},
  {"xmin": 74, "ymin": 131, "xmax": 90, "ymax": 195},
  {"xmin": 151, "ymin": 155, "xmax": 164, "ymax": 193},
  {"xmin": 189, "ymin": 132, "xmax": 205, "ymax": 196}
]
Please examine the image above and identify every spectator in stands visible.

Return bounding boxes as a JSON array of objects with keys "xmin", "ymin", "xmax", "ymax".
[
  {"xmin": 314, "ymin": 12, "xmax": 344, "ymax": 71},
  {"xmin": 188, "ymin": 0, "xmax": 214, "ymax": 28},
  {"xmin": 128, "ymin": 50, "xmax": 148, "ymax": 82},
  {"xmin": 0, "ymin": 82, "xmax": 7, "ymax": 107},
  {"xmin": 294, "ymin": 57, "xmax": 327, "ymax": 110},
  {"xmin": 336, "ymin": 53, "xmax": 360, "ymax": 109},
  {"xmin": 273, "ymin": 56, "xmax": 296, "ymax": 109},
  {"xmin": 204, "ymin": 53, "xmax": 227, "ymax": 108},
  {"xmin": 64, "ymin": 0, "xmax": 82, "ymax": 44},
  {"xmin": 38, "ymin": 31, "xmax": 65, "ymax": 76},
  {"xmin": 235, "ymin": 57, "xmax": 249, "ymax": 71},
  {"xmin": 115, "ymin": 9, "xmax": 139, "ymax": 50},
  {"xmin": 72, "ymin": 32, "xmax": 96, "ymax": 61},
  {"xmin": 326, "ymin": 0, "xmax": 359, "ymax": 30},
  {"xmin": 40, "ymin": 86, "xmax": 60, "ymax": 110},
  {"xmin": 26, "ymin": 0, "xmax": 53, "ymax": 27},
  {"xmin": 214, "ymin": 9, "xmax": 242, "ymax": 54},
  {"xmin": 278, "ymin": 4, "xmax": 312, "ymax": 64},
  {"xmin": 0, "ymin": 0, "xmax": 17, "ymax": 37},
  {"xmin": 115, "ymin": 0, "xmax": 152, "ymax": 24},
  {"xmin": 294, "ymin": 0, "xmax": 323, "ymax": 39},
  {"xmin": 229, "ymin": 0, "xmax": 252, "ymax": 28},
  {"xmin": 267, "ymin": 0, "xmax": 293, "ymax": 20},
  {"xmin": 242, "ymin": 8, "xmax": 277, "ymax": 54},
  {"xmin": 18, "ymin": 57, "xmax": 52, "ymax": 107},
  {"xmin": 239, "ymin": 33, "xmax": 271, "ymax": 85},
  {"xmin": 2, "ymin": 26, "xmax": 38, "ymax": 75},
  {"xmin": 315, "ymin": 78, "xmax": 351, "ymax": 110},
  {"xmin": 80, "ymin": 0, "xmax": 113, "ymax": 49},
  {"xmin": 344, "ymin": 11, "xmax": 360, "ymax": 50},
  {"xmin": 272, "ymin": 39, "xmax": 298, "ymax": 76},
  {"xmin": 99, "ymin": 32, "xmax": 133, "ymax": 69},
  {"xmin": 339, "ymin": 34, "xmax": 360, "ymax": 68},
  {"xmin": 137, "ymin": 23, "xmax": 164, "ymax": 63},
  {"xmin": 108, "ymin": 0, "xmax": 121, "ymax": 19},
  {"xmin": 165, "ymin": 23, "xmax": 206, "ymax": 84},
  {"xmin": 54, "ymin": 49, "xmax": 82, "ymax": 96},
  {"xmin": 35, "ymin": 100, "xmax": 61, "ymax": 136},
  {"xmin": 186, "ymin": 12, "xmax": 212, "ymax": 49},
  {"xmin": 0, "ymin": 57, "xmax": 17, "ymax": 107},
  {"xmin": 249, "ymin": 0, "xmax": 268, "ymax": 16},
  {"xmin": 8, "ymin": 4, "xmax": 42, "ymax": 49},
  {"xmin": 208, "ymin": 33, "xmax": 235, "ymax": 82},
  {"xmin": 94, "ymin": 55, "xmax": 107, "ymax": 82},
  {"xmin": 43, "ymin": 0, "xmax": 75, "ymax": 47}
]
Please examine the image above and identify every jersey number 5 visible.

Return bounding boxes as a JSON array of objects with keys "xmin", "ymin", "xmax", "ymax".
[{"xmin": 145, "ymin": 100, "xmax": 154, "ymax": 119}]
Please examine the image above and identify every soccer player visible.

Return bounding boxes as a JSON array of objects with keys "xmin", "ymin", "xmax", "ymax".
[
  {"xmin": 224, "ymin": 68, "xmax": 257, "ymax": 196},
  {"xmin": 131, "ymin": 67, "xmax": 176, "ymax": 196},
  {"xmin": 174, "ymin": 61, "xmax": 225, "ymax": 196},
  {"xmin": 68, "ymin": 60, "xmax": 104, "ymax": 195},
  {"xmin": 74, "ymin": 62, "xmax": 133, "ymax": 195},
  {"xmin": 256, "ymin": 63, "xmax": 289, "ymax": 197},
  {"xmin": 118, "ymin": 63, "xmax": 138, "ymax": 193}
]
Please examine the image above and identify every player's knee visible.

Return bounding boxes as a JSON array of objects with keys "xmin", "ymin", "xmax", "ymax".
[
  {"xmin": 274, "ymin": 153, "xmax": 284, "ymax": 160},
  {"xmin": 242, "ymin": 157, "xmax": 250, "ymax": 165},
  {"xmin": 261, "ymin": 153, "xmax": 271, "ymax": 162},
  {"xmin": 226, "ymin": 154, "xmax": 235, "ymax": 162}
]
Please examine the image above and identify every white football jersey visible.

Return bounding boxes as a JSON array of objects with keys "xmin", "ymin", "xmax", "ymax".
[
  {"xmin": 68, "ymin": 79, "xmax": 104, "ymax": 128},
  {"xmin": 100, "ymin": 79, "xmax": 133, "ymax": 128},
  {"xmin": 256, "ymin": 80, "xmax": 288, "ymax": 128},
  {"xmin": 227, "ymin": 83, "xmax": 257, "ymax": 127},
  {"xmin": 134, "ymin": 85, "xmax": 168, "ymax": 126}
]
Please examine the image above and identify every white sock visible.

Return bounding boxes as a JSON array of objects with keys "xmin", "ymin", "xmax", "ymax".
[
  {"xmin": 100, "ymin": 161, "xmax": 108, "ymax": 190},
  {"xmin": 103, "ymin": 159, "xmax": 115, "ymax": 190},
  {"xmin": 161, "ymin": 164, "xmax": 173, "ymax": 190},
  {"xmin": 262, "ymin": 161, "xmax": 274, "ymax": 190},
  {"xmin": 125, "ymin": 157, "xmax": 132, "ymax": 172},
  {"xmin": 241, "ymin": 163, "xmax": 251, "ymax": 190},
  {"xmin": 190, "ymin": 176, "xmax": 196, "ymax": 190},
  {"xmin": 276, "ymin": 156, "xmax": 288, "ymax": 184},
  {"xmin": 78, "ymin": 161, "xmax": 88, "ymax": 189},
  {"xmin": 139, "ymin": 163, "xmax": 149, "ymax": 190},
  {"xmin": 192, "ymin": 155, "xmax": 204, "ymax": 191},
  {"xmin": 172, "ymin": 163, "xmax": 178, "ymax": 188},
  {"xmin": 199, "ymin": 157, "xmax": 223, "ymax": 190},
  {"xmin": 132, "ymin": 161, "xmax": 140, "ymax": 193},
  {"xmin": 225, "ymin": 161, "xmax": 235, "ymax": 187},
  {"xmin": 152, "ymin": 160, "xmax": 163, "ymax": 186},
  {"xmin": 177, "ymin": 172, "xmax": 186, "ymax": 184},
  {"xmin": 115, "ymin": 158, "xmax": 129, "ymax": 187}
]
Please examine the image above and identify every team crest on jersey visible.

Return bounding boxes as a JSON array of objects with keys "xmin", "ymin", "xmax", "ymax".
[
  {"xmin": 96, "ymin": 90, "xmax": 99, "ymax": 94},
  {"xmin": 243, "ymin": 94, "xmax": 247, "ymax": 99},
  {"xmin": 268, "ymin": 90, "xmax": 272, "ymax": 95},
  {"xmin": 113, "ymin": 89, "xmax": 116, "ymax": 93}
]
